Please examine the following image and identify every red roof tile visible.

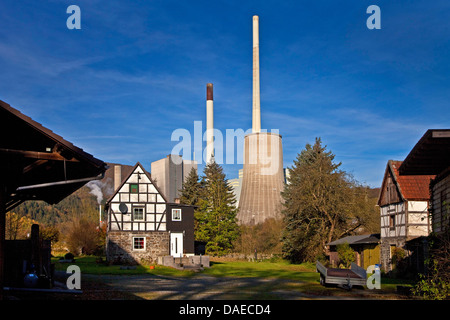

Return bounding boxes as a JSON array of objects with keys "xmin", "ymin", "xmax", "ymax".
[{"xmin": 390, "ymin": 160, "xmax": 435, "ymax": 200}]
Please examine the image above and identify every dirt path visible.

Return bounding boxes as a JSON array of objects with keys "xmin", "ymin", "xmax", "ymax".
[
  {"xmin": 7, "ymin": 271, "xmax": 409, "ymax": 300},
  {"xmin": 77, "ymin": 273, "xmax": 408, "ymax": 300}
]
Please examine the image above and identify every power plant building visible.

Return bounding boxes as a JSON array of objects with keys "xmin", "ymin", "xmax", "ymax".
[
  {"xmin": 151, "ymin": 154, "xmax": 197, "ymax": 203},
  {"xmin": 237, "ymin": 15, "xmax": 285, "ymax": 225}
]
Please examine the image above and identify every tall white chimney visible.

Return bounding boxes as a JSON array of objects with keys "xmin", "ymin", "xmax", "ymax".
[
  {"xmin": 206, "ymin": 83, "xmax": 214, "ymax": 163},
  {"xmin": 252, "ymin": 15, "xmax": 261, "ymax": 133},
  {"xmin": 238, "ymin": 15, "xmax": 285, "ymax": 225}
]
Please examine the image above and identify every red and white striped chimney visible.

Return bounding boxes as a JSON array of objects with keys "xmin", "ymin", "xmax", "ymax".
[{"xmin": 206, "ymin": 83, "xmax": 214, "ymax": 163}]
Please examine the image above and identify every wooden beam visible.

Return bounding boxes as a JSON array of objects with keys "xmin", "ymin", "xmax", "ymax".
[
  {"xmin": 0, "ymin": 148, "xmax": 79, "ymax": 162},
  {"xmin": 0, "ymin": 185, "xmax": 6, "ymax": 300},
  {"xmin": 432, "ymin": 130, "xmax": 450, "ymax": 138},
  {"xmin": 6, "ymin": 199, "xmax": 24, "ymax": 213},
  {"xmin": 22, "ymin": 159, "xmax": 48, "ymax": 175}
]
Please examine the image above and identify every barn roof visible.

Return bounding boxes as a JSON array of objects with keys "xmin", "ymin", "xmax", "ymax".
[
  {"xmin": 399, "ymin": 129, "xmax": 450, "ymax": 175},
  {"xmin": 327, "ymin": 234, "xmax": 380, "ymax": 247},
  {"xmin": 0, "ymin": 99, "xmax": 108, "ymax": 211}
]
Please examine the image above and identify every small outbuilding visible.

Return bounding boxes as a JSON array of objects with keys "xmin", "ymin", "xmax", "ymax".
[{"xmin": 327, "ymin": 234, "xmax": 380, "ymax": 269}]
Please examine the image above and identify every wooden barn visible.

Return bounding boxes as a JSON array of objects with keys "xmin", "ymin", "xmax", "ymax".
[
  {"xmin": 0, "ymin": 99, "xmax": 107, "ymax": 297},
  {"xmin": 377, "ymin": 160, "xmax": 434, "ymax": 272},
  {"xmin": 399, "ymin": 129, "xmax": 450, "ymax": 235},
  {"xmin": 104, "ymin": 162, "xmax": 196, "ymax": 265}
]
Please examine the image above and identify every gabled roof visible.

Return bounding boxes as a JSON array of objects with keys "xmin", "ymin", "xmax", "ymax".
[
  {"xmin": 104, "ymin": 162, "xmax": 167, "ymax": 208},
  {"xmin": 327, "ymin": 234, "xmax": 380, "ymax": 247},
  {"xmin": 377, "ymin": 160, "xmax": 434, "ymax": 205},
  {"xmin": 390, "ymin": 160, "xmax": 434, "ymax": 200}
]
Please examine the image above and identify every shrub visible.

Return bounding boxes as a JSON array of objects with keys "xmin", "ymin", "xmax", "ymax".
[
  {"xmin": 412, "ymin": 231, "xmax": 450, "ymax": 300},
  {"xmin": 63, "ymin": 217, "xmax": 104, "ymax": 256},
  {"xmin": 412, "ymin": 262, "xmax": 450, "ymax": 300},
  {"xmin": 233, "ymin": 218, "xmax": 284, "ymax": 256},
  {"xmin": 336, "ymin": 242, "xmax": 355, "ymax": 268},
  {"xmin": 64, "ymin": 252, "xmax": 75, "ymax": 261}
]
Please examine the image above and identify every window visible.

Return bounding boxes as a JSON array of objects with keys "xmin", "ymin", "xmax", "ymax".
[
  {"xmin": 133, "ymin": 237, "xmax": 145, "ymax": 250},
  {"xmin": 389, "ymin": 215, "xmax": 396, "ymax": 231},
  {"xmin": 172, "ymin": 208, "xmax": 182, "ymax": 221},
  {"xmin": 130, "ymin": 183, "xmax": 138, "ymax": 193},
  {"xmin": 133, "ymin": 206, "xmax": 144, "ymax": 221}
]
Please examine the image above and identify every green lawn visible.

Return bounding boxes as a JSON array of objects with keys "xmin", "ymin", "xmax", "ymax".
[
  {"xmin": 53, "ymin": 256, "xmax": 317, "ymax": 279},
  {"xmin": 203, "ymin": 259, "xmax": 318, "ymax": 281},
  {"xmin": 53, "ymin": 255, "xmax": 413, "ymax": 293},
  {"xmin": 53, "ymin": 256, "xmax": 194, "ymax": 277}
]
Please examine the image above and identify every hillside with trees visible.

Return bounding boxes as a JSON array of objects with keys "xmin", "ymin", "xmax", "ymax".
[{"xmin": 13, "ymin": 186, "xmax": 100, "ymax": 226}]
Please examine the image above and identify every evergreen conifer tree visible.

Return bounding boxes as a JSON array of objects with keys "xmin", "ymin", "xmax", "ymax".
[
  {"xmin": 179, "ymin": 167, "xmax": 203, "ymax": 206},
  {"xmin": 191, "ymin": 159, "xmax": 240, "ymax": 256},
  {"xmin": 281, "ymin": 138, "xmax": 356, "ymax": 263}
]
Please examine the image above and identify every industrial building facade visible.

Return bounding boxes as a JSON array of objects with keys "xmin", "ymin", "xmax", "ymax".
[{"xmin": 151, "ymin": 154, "xmax": 197, "ymax": 203}]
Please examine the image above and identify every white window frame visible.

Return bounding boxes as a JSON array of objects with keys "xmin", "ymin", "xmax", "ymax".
[
  {"xmin": 132, "ymin": 237, "xmax": 146, "ymax": 251},
  {"xmin": 133, "ymin": 206, "xmax": 145, "ymax": 221},
  {"xmin": 172, "ymin": 208, "xmax": 182, "ymax": 221}
]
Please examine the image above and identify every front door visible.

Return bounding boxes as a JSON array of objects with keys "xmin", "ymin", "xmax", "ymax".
[{"xmin": 170, "ymin": 232, "xmax": 183, "ymax": 257}]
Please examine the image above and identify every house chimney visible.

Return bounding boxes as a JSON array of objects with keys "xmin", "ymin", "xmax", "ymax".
[{"xmin": 114, "ymin": 165, "xmax": 122, "ymax": 191}]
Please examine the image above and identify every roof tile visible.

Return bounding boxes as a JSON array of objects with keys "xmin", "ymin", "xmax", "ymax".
[{"xmin": 390, "ymin": 160, "xmax": 435, "ymax": 200}]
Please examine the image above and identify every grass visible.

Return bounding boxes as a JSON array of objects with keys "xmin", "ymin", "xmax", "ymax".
[
  {"xmin": 52, "ymin": 255, "xmax": 414, "ymax": 296},
  {"xmin": 203, "ymin": 259, "xmax": 318, "ymax": 281},
  {"xmin": 53, "ymin": 256, "xmax": 195, "ymax": 277},
  {"xmin": 53, "ymin": 256, "xmax": 318, "ymax": 279}
]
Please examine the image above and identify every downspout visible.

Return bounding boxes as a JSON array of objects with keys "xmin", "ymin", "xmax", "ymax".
[{"xmin": 16, "ymin": 172, "xmax": 105, "ymax": 191}]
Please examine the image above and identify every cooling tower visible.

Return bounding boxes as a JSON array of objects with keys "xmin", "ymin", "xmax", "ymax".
[
  {"xmin": 238, "ymin": 132, "xmax": 284, "ymax": 225},
  {"xmin": 237, "ymin": 15, "xmax": 285, "ymax": 225}
]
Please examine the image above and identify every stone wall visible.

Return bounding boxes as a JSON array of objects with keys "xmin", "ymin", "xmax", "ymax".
[
  {"xmin": 380, "ymin": 236, "xmax": 406, "ymax": 272},
  {"xmin": 106, "ymin": 231, "xmax": 170, "ymax": 265}
]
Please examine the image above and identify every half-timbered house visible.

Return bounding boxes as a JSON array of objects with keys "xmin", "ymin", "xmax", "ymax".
[
  {"xmin": 377, "ymin": 160, "xmax": 434, "ymax": 272},
  {"xmin": 105, "ymin": 162, "xmax": 195, "ymax": 265}
]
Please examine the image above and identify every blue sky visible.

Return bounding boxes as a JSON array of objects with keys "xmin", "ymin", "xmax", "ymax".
[{"xmin": 1, "ymin": 0, "xmax": 449, "ymax": 188}]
